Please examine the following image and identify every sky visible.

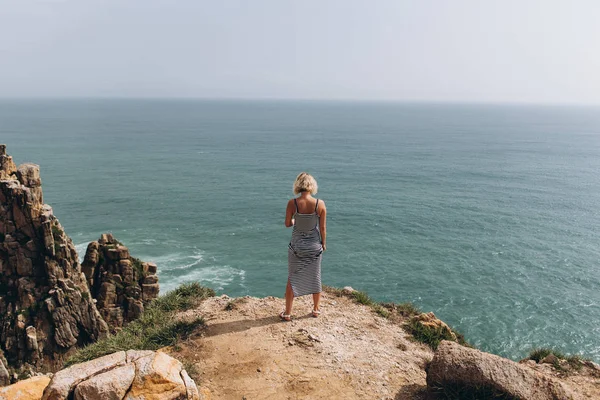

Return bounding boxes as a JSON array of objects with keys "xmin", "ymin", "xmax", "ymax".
[{"xmin": 0, "ymin": 0, "xmax": 599, "ymax": 104}]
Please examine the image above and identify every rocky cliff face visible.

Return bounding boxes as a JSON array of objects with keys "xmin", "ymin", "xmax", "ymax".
[
  {"xmin": 82, "ymin": 234, "xmax": 159, "ymax": 330},
  {"xmin": 0, "ymin": 145, "xmax": 109, "ymax": 379}
]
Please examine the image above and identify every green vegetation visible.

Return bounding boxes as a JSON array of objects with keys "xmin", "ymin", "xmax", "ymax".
[
  {"xmin": 526, "ymin": 347, "xmax": 588, "ymax": 371},
  {"xmin": 324, "ymin": 286, "xmax": 419, "ymax": 321},
  {"xmin": 372, "ymin": 304, "xmax": 391, "ymax": 319},
  {"xmin": 404, "ymin": 318, "xmax": 469, "ymax": 351},
  {"xmin": 351, "ymin": 290, "xmax": 373, "ymax": 306},
  {"xmin": 51, "ymin": 224, "xmax": 63, "ymax": 238},
  {"xmin": 131, "ymin": 257, "xmax": 145, "ymax": 280},
  {"xmin": 396, "ymin": 302, "xmax": 421, "ymax": 317},
  {"xmin": 51, "ymin": 225, "xmax": 65, "ymax": 254},
  {"xmin": 66, "ymin": 282, "xmax": 214, "ymax": 366},
  {"xmin": 0, "ymin": 232, "xmax": 5, "ymax": 242},
  {"xmin": 153, "ymin": 282, "xmax": 215, "ymax": 313}
]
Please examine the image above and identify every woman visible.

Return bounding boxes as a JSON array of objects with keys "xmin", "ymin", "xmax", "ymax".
[{"xmin": 281, "ymin": 172, "xmax": 327, "ymax": 321}]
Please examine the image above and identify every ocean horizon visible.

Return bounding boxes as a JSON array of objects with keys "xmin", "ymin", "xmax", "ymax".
[{"xmin": 1, "ymin": 99, "xmax": 599, "ymax": 363}]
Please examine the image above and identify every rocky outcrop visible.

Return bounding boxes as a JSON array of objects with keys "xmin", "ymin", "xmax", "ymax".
[
  {"xmin": 0, "ymin": 375, "xmax": 51, "ymax": 400},
  {"xmin": 82, "ymin": 234, "xmax": 159, "ymax": 330},
  {"xmin": 426, "ymin": 340, "xmax": 576, "ymax": 400},
  {"xmin": 0, "ymin": 145, "xmax": 109, "ymax": 382},
  {"xmin": 42, "ymin": 350, "xmax": 200, "ymax": 400},
  {"xmin": 0, "ymin": 353, "xmax": 8, "ymax": 386}
]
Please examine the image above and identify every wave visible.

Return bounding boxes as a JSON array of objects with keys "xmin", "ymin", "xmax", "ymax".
[{"xmin": 160, "ymin": 265, "xmax": 246, "ymax": 294}]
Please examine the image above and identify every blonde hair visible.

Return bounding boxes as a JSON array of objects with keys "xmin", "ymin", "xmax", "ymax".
[{"xmin": 293, "ymin": 172, "xmax": 318, "ymax": 195}]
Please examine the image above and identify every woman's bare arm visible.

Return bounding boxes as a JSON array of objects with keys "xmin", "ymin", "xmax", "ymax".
[
  {"xmin": 318, "ymin": 200, "xmax": 327, "ymax": 250},
  {"xmin": 285, "ymin": 199, "xmax": 295, "ymax": 227}
]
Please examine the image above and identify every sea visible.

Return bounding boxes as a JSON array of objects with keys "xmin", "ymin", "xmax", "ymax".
[{"xmin": 1, "ymin": 99, "xmax": 599, "ymax": 363}]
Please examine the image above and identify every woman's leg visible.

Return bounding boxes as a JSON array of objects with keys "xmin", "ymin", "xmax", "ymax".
[
  {"xmin": 312, "ymin": 291, "xmax": 321, "ymax": 312},
  {"xmin": 285, "ymin": 279, "xmax": 294, "ymax": 315}
]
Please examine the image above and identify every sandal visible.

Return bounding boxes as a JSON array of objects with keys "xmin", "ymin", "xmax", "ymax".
[
  {"xmin": 279, "ymin": 311, "xmax": 292, "ymax": 322},
  {"xmin": 312, "ymin": 309, "xmax": 321, "ymax": 318}
]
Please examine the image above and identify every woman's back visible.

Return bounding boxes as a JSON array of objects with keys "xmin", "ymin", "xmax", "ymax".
[{"xmin": 293, "ymin": 198, "xmax": 320, "ymax": 233}]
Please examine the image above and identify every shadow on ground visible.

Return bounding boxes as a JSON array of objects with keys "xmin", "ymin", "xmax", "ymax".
[{"xmin": 203, "ymin": 313, "xmax": 315, "ymax": 337}]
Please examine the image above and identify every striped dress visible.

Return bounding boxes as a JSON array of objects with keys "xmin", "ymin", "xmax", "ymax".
[{"xmin": 288, "ymin": 198, "xmax": 323, "ymax": 296}]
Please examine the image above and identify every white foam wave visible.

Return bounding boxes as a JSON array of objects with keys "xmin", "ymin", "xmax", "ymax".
[
  {"xmin": 161, "ymin": 265, "xmax": 246, "ymax": 293},
  {"xmin": 75, "ymin": 242, "xmax": 89, "ymax": 263}
]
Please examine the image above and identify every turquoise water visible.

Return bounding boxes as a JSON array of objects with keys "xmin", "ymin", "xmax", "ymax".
[{"xmin": 1, "ymin": 99, "xmax": 599, "ymax": 362}]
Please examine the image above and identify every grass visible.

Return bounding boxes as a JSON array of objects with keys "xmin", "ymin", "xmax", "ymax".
[
  {"xmin": 526, "ymin": 347, "xmax": 588, "ymax": 371},
  {"xmin": 66, "ymin": 282, "xmax": 214, "ymax": 367},
  {"xmin": 131, "ymin": 257, "xmax": 145, "ymax": 280},
  {"xmin": 351, "ymin": 290, "xmax": 374, "ymax": 305},
  {"xmin": 404, "ymin": 317, "xmax": 469, "ymax": 351},
  {"xmin": 324, "ymin": 286, "xmax": 421, "ymax": 321},
  {"xmin": 51, "ymin": 224, "xmax": 63, "ymax": 239},
  {"xmin": 396, "ymin": 302, "xmax": 422, "ymax": 317},
  {"xmin": 153, "ymin": 282, "xmax": 215, "ymax": 312}
]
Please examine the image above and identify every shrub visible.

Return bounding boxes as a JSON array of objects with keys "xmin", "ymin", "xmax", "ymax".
[
  {"xmin": 404, "ymin": 318, "xmax": 468, "ymax": 350},
  {"xmin": 526, "ymin": 348, "xmax": 587, "ymax": 371},
  {"xmin": 396, "ymin": 302, "xmax": 421, "ymax": 317},
  {"xmin": 66, "ymin": 282, "xmax": 214, "ymax": 366},
  {"xmin": 153, "ymin": 282, "xmax": 215, "ymax": 313},
  {"xmin": 351, "ymin": 290, "xmax": 373, "ymax": 306},
  {"xmin": 372, "ymin": 304, "xmax": 391, "ymax": 319}
]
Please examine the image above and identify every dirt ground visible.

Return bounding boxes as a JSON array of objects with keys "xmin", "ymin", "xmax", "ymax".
[{"xmin": 173, "ymin": 291, "xmax": 432, "ymax": 400}]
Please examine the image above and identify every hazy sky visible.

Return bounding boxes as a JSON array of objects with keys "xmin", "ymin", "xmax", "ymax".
[{"xmin": 1, "ymin": 1, "xmax": 599, "ymax": 104}]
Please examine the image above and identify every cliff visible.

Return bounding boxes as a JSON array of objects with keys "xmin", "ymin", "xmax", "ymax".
[{"xmin": 0, "ymin": 145, "xmax": 108, "ymax": 376}]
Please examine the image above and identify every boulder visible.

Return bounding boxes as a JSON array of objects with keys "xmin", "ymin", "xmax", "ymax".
[
  {"xmin": 42, "ymin": 351, "xmax": 198, "ymax": 400},
  {"xmin": 42, "ymin": 351, "xmax": 126, "ymax": 400},
  {"xmin": 126, "ymin": 351, "xmax": 187, "ymax": 400},
  {"xmin": 0, "ymin": 375, "xmax": 51, "ymax": 400},
  {"xmin": 73, "ymin": 363, "xmax": 135, "ymax": 400},
  {"xmin": 426, "ymin": 341, "xmax": 576, "ymax": 400}
]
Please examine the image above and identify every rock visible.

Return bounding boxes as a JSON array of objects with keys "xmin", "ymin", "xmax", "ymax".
[
  {"xmin": 0, "ymin": 146, "xmax": 108, "ymax": 378},
  {"xmin": 42, "ymin": 350, "xmax": 199, "ymax": 400},
  {"xmin": 16, "ymin": 164, "xmax": 42, "ymax": 188},
  {"xmin": 0, "ymin": 375, "xmax": 51, "ymax": 400},
  {"xmin": 42, "ymin": 351, "xmax": 126, "ymax": 400},
  {"xmin": 127, "ymin": 351, "xmax": 186, "ymax": 400},
  {"xmin": 181, "ymin": 369, "xmax": 200, "ymax": 400},
  {"xmin": 73, "ymin": 363, "xmax": 135, "ymax": 400},
  {"xmin": 142, "ymin": 283, "xmax": 160, "ymax": 301},
  {"xmin": 426, "ymin": 341, "xmax": 575, "ymax": 400},
  {"xmin": 82, "ymin": 235, "xmax": 159, "ymax": 331},
  {"xmin": 342, "ymin": 286, "xmax": 355, "ymax": 294},
  {"xmin": 0, "ymin": 146, "xmax": 17, "ymax": 180},
  {"xmin": 143, "ymin": 262, "xmax": 157, "ymax": 275},
  {"xmin": 541, "ymin": 353, "xmax": 559, "ymax": 365},
  {"xmin": 25, "ymin": 326, "xmax": 38, "ymax": 352},
  {"xmin": 0, "ymin": 358, "xmax": 9, "ymax": 387}
]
